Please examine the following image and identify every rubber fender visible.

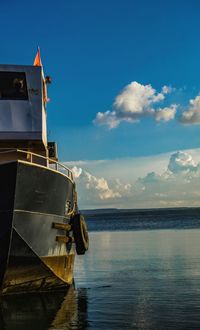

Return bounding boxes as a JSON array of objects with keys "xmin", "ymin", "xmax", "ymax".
[{"xmin": 72, "ymin": 214, "xmax": 89, "ymax": 255}]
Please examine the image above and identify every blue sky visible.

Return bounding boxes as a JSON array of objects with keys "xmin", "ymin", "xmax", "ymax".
[{"xmin": 1, "ymin": 0, "xmax": 200, "ymax": 208}]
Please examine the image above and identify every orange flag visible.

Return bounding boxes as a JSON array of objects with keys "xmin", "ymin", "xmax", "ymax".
[
  {"xmin": 33, "ymin": 47, "xmax": 42, "ymax": 66},
  {"xmin": 33, "ymin": 48, "xmax": 49, "ymax": 103}
]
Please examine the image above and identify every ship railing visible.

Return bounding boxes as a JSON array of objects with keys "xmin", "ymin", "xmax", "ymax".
[{"xmin": 0, "ymin": 148, "xmax": 74, "ymax": 182}]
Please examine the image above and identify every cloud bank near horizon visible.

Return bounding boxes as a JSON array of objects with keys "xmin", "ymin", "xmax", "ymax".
[
  {"xmin": 93, "ymin": 81, "xmax": 200, "ymax": 128},
  {"xmin": 71, "ymin": 150, "xmax": 200, "ymax": 209}
]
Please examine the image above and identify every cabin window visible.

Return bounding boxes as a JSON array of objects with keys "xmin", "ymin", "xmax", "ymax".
[{"xmin": 0, "ymin": 72, "xmax": 28, "ymax": 100}]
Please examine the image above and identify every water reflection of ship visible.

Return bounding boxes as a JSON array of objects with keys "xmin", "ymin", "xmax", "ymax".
[{"xmin": 0, "ymin": 287, "xmax": 88, "ymax": 330}]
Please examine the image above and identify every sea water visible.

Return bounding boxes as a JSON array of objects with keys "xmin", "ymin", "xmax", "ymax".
[
  {"xmin": 74, "ymin": 229, "xmax": 200, "ymax": 329},
  {"xmin": 1, "ymin": 208, "xmax": 200, "ymax": 329}
]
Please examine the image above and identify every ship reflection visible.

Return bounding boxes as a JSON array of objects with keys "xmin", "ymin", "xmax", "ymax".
[{"xmin": 0, "ymin": 287, "xmax": 88, "ymax": 330}]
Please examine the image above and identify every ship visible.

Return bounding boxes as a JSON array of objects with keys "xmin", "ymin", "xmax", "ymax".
[{"xmin": 0, "ymin": 56, "xmax": 89, "ymax": 295}]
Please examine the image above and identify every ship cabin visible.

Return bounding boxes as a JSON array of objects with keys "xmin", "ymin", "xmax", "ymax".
[{"xmin": 0, "ymin": 64, "xmax": 59, "ymax": 171}]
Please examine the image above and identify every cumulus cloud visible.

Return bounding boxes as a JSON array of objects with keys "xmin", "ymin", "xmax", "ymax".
[
  {"xmin": 168, "ymin": 151, "xmax": 197, "ymax": 173},
  {"xmin": 154, "ymin": 104, "xmax": 177, "ymax": 122},
  {"xmin": 71, "ymin": 166, "xmax": 82, "ymax": 178},
  {"xmin": 93, "ymin": 81, "xmax": 176, "ymax": 128},
  {"xmin": 72, "ymin": 167, "xmax": 131, "ymax": 204},
  {"xmin": 93, "ymin": 80, "xmax": 200, "ymax": 128},
  {"xmin": 94, "ymin": 111, "xmax": 120, "ymax": 129},
  {"xmin": 84, "ymin": 171, "xmax": 121, "ymax": 199},
  {"xmin": 138, "ymin": 171, "xmax": 162, "ymax": 184},
  {"xmin": 114, "ymin": 81, "xmax": 164, "ymax": 114},
  {"xmin": 134, "ymin": 150, "xmax": 200, "ymax": 208},
  {"xmin": 180, "ymin": 95, "xmax": 200, "ymax": 124},
  {"xmin": 70, "ymin": 150, "xmax": 200, "ymax": 209},
  {"xmin": 115, "ymin": 178, "xmax": 131, "ymax": 190}
]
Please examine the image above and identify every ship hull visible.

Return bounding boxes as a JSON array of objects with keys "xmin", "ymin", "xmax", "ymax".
[{"xmin": 0, "ymin": 160, "xmax": 76, "ymax": 295}]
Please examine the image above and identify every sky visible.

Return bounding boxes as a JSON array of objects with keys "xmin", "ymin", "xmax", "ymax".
[{"xmin": 1, "ymin": 0, "xmax": 200, "ymax": 209}]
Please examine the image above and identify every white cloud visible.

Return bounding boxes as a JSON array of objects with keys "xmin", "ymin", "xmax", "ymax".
[
  {"xmin": 115, "ymin": 178, "xmax": 131, "ymax": 191},
  {"xmin": 71, "ymin": 166, "xmax": 82, "ymax": 178},
  {"xmin": 138, "ymin": 171, "xmax": 162, "ymax": 184},
  {"xmin": 154, "ymin": 104, "xmax": 177, "ymax": 122},
  {"xmin": 84, "ymin": 172, "xmax": 108, "ymax": 190},
  {"xmin": 73, "ymin": 167, "xmax": 124, "ymax": 203},
  {"xmin": 114, "ymin": 81, "xmax": 164, "ymax": 114},
  {"xmin": 93, "ymin": 80, "xmax": 200, "ymax": 128},
  {"xmin": 93, "ymin": 81, "xmax": 175, "ymax": 128},
  {"xmin": 67, "ymin": 148, "xmax": 200, "ymax": 209},
  {"xmin": 168, "ymin": 151, "xmax": 197, "ymax": 173},
  {"xmin": 64, "ymin": 153, "xmax": 172, "ymax": 183},
  {"xmin": 134, "ymin": 151, "xmax": 200, "ymax": 208},
  {"xmin": 94, "ymin": 111, "xmax": 120, "ymax": 129},
  {"xmin": 99, "ymin": 189, "xmax": 121, "ymax": 200},
  {"xmin": 180, "ymin": 95, "xmax": 200, "ymax": 124},
  {"xmin": 162, "ymin": 85, "xmax": 174, "ymax": 94}
]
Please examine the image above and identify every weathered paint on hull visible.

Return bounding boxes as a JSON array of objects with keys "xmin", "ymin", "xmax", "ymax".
[
  {"xmin": 0, "ymin": 161, "xmax": 76, "ymax": 295},
  {"xmin": 3, "ymin": 257, "xmax": 75, "ymax": 295},
  {"xmin": 2, "ymin": 229, "xmax": 75, "ymax": 295},
  {"xmin": 41, "ymin": 255, "xmax": 75, "ymax": 284}
]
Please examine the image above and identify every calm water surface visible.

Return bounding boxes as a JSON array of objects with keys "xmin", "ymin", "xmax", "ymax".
[
  {"xmin": 74, "ymin": 229, "xmax": 200, "ymax": 329},
  {"xmin": 1, "ymin": 211, "xmax": 200, "ymax": 329}
]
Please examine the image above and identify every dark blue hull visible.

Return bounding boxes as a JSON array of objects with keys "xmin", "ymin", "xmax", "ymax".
[{"xmin": 0, "ymin": 161, "xmax": 76, "ymax": 294}]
